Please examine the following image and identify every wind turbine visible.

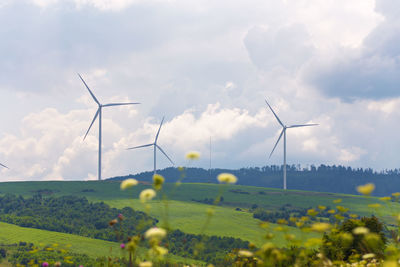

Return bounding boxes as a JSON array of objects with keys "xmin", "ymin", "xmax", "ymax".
[
  {"xmin": 127, "ymin": 117, "xmax": 174, "ymax": 175},
  {"xmin": 79, "ymin": 73, "xmax": 140, "ymax": 181},
  {"xmin": 266, "ymin": 99, "xmax": 318, "ymax": 190}
]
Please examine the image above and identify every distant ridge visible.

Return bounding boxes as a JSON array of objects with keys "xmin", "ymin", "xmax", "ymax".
[{"xmin": 107, "ymin": 165, "xmax": 400, "ymax": 196}]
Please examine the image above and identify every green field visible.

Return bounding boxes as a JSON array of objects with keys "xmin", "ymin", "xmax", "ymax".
[
  {"xmin": 0, "ymin": 180, "xmax": 398, "ymax": 249},
  {"xmin": 0, "ymin": 221, "xmax": 121, "ymax": 258},
  {"xmin": 0, "ymin": 222, "xmax": 201, "ymax": 265}
]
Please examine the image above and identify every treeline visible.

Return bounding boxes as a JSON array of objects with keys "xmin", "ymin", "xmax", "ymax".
[
  {"xmin": 0, "ymin": 194, "xmax": 156, "ymax": 241},
  {"xmin": 166, "ymin": 229, "xmax": 248, "ymax": 265},
  {"xmin": 108, "ymin": 165, "xmax": 400, "ymax": 196},
  {"xmin": 0, "ymin": 194, "xmax": 248, "ymax": 265},
  {"xmin": 252, "ymin": 204, "xmax": 352, "ymax": 226}
]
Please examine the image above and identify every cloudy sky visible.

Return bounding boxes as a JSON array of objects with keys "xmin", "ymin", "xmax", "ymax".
[{"xmin": 0, "ymin": 0, "xmax": 399, "ymax": 181}]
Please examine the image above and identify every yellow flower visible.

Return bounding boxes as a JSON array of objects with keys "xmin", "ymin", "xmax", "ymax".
[
  {"xmin": 145, "ymin": 227, "xmax": 167, "ymax": 240},
  {"xmin": 277, "ymin": 219, "xmax": 288, "ymax": 225},
  {"xmin": 217, "ymin": 173, "xmax": 237, "ymax": 184},
  {"xmin": 152, "ymin": 174, "xmax": 165, "ymax": 191},
  {"xmin": 383, "ymin": 261, "xmax": 398, "ymax": 267},
  {"xmin": 238, "ymin": 250, "xmax": 253, "ymax": 257},
  {"xmin": 311, "ymin": 222, "xmax": 331, "ymax": 233},
  {"xmin": 151, "ymin": 245, "xmax": 168, "ymax": 256},
  {"xmin": 120, "ymin": 179, "xmax": 138, "ymax": 190},
  {"xmin": 336, "ymin": 206, "xmax": 349, "ymax": 213},
  {"xmin": 139, "ymin": 261, "xmax": 153, "ymax": 267},
  {"xmin": 356, "ymin": 183, "xmax": 375, "ymax": 195},
  {"xmin": 333, "ymin": 199, "xmax": 342, "ymax": 203},
  {"xmin": 185, "ymin": 151, "xmax": 200, "ymax": 160},
  {"xmin": 327, "ymin": 209, "xmax": 336, "ymax": 214},
  {"xmin": 379, "ymin": 196, "xmax": 391, "ymax": 201},
  {"xmin": 140, "ymin": 189, "xmax": 156, "ymax": 202},
  {"xmin": 307, "ymin": 209, "xmax": 318, "ymax": 217},
  {"xmin": 318, "ymin": 205, "xmax": 326, "ymax": 211},
  {"xmin": 392, "ymin": 192, "xmax": 400, "ymax": 197},
  {"xmin": 353, "ymin": 226, "xmax": 369, "ymax": 235}
]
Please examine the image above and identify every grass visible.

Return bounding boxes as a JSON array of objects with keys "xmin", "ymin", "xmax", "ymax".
[
  {"xmin": 0, "ymin": 222, "xmax": 202, "ymax": 265},
  {"xmin": 0, "ymin": 180, "xmax": 398, "ymax": 246},
  {"xmin": 0, "ymin": 221, "xmax": 121, "ymax": 258},
  {"xmin": 105, "ymin": 198, "xmax": 317, "ymax": 247}
]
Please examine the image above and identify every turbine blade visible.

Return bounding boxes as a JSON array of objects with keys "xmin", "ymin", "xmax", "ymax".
[
  {"xmin": 0, "ymin": 163, "xmax": 9, "ymax": 169},
  {"xmin": 288, "ymin": 123, "xmax": 319, "ymax": 128},
  {"xmin": 127, "ymin": 143, "xmax": 153, "ymax": 150},
  {"xmin": 265, "ymin": 99, "xmax": 284, "ymax": 127},
  {"xmin": 156, "ymin": 144, "xmax": 174, "ymax": 165},
  {"xmin": 103, "ymin": 102, "xmax": 140, "ymax": 107},
  {"xmin": 83, "ymin": 108, "xmax": 100, "ymax": 141},
  {"xmin": 154, "ymin": 116, "xmax": 165, "ymax": 143},
  {"xmin": 269, "ymin": 129, "xmax": 284, "ymax": 158},
  {"xmin": 78, "ymin": 73, "xmax": 100, "ymax": 106}
]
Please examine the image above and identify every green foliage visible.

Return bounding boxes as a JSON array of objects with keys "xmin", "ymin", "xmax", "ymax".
[
  {"xmin": 0, "ymin": 194, "xmax": 157, "ymax": 242},
  {"xmin": 322, "ymin": 216, "xmax": 387, "ymax": 262}
]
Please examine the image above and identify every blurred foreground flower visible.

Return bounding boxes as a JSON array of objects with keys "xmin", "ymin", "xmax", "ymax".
[
  {"xmin": 140, "ymin": 189, "xmax": 156, "ymax": 202},
  {"xmin": 353, "ymin": 226, "xmax": 370, "ymax": 235},
  {"xmin": 357, "ymin": 183, "xmax": 375, "ymax": 195},
  {"xmin": 238, "ymin": 250, "xmax": 253, "ymax": 257},
  {"xmin": 139, "ymin": 261, "xmax": 153, "ymax": 267},
  {"xmin": 42, "ymin": 262, "xmax": 49, "ymax": 267},
  {"xmin": 311, "ymin": 222, "xmax": 331, "ymax": 233},
  {"xmin": 153, "ymin": 174, "xmax": 165, "ymax": 190},
  {"xmin": 186, "ymin": 151, "xmax": 200, "ymax": 160},
  {"xmin": 145, "ymin": 227, "xmax": 167, "ymax": 240},
  {"xmin": 217, "ymin": 173, "xmax": 237, "ymax": 184},
  {"xmin": 120, "ymin": 179, "xmax": 138, "ymax": 190}
]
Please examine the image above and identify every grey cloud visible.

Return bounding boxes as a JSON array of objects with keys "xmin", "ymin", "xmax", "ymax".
[
  {"xmin": 243, "ymin": 24, "xmax": 314, "ymax": 71},
  {"xmin": 307, "ymin": 0, "xmax": 400, "ymax": 101}
]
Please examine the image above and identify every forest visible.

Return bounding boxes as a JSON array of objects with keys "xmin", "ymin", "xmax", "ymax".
[{"xmin": 109, "ymin": 165, "xmax": 400, "ymax": 196}]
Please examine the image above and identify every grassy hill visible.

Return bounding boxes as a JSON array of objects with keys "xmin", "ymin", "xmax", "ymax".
[{"xmin": 0, "ymin": 180, "xmax": 398, "ymax": 247}]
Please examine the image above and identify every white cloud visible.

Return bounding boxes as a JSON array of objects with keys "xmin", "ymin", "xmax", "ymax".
[{"xmin": 1, "ymin": 0, "xmax": 400, "ymax": 181}]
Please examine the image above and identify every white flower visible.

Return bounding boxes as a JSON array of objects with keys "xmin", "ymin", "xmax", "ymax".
[
  {"xmin": 139, "ymin": 261, "xmax": 152, "ymax": 267},
  {"xmin": 217, "ymin": 173, "xmax": 237, "ymax": 184},
  {"xmin": 140, "ymin": 189, "xmax": 156, "ymax": 202},
  {"xmin": 353, "ymin": 226, "xmax": 369, "ymax": 235},
  {"xmin": 120, "ymin": 179, "xmax": 138, "ymax": 190},
  {"xmin": 238, "ymin": 250, "xmax": 253, "ymax": 257},
  {"xmin": 145, "ymin": 227, "xmax": 167, "ymax": 240}
]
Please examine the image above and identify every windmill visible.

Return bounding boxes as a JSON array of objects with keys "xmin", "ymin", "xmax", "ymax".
[
  {"xmin": 127, "ymin": 117, "xmax": 174, "ymax": 175},
  {"xmin": 79, "ymin": 73, "xmax": 140, "ymax": 180},
  {"xmin": 266, "ymin": 99, "xmax": 318, "ymax": 190}
]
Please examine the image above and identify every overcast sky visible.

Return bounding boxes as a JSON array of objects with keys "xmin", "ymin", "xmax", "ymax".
[{"xmin": 0, "ymin": 0, "xmax": 399, "ymax": 181}]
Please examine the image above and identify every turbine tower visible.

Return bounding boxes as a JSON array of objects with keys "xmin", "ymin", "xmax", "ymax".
[
  {"xmin": 266, "ymin": 99, "xmax": 318, "ymax": 190},
  {"xmin": 127, "ymin": 117, "xmax": 174, "ymax": 175},
  {"xmin": 79, "ymin": 73, "xmax": 140, "ymax": 181}
]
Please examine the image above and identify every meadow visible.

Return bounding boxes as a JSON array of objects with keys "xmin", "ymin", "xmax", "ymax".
[{"xmin": 0, "ymin": 180, "xmax": 399, "ymax": 265}]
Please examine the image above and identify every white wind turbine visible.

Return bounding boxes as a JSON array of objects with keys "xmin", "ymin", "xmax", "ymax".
[
  {"xmin": 79, "ymin": 73, "xmax": 140, "ymax": 181},
  {"xmin": 266, "ymin": 99, "xmax": 318, "ymax": 190},
  {"xmin": 127, "ymin": 117, "xmax": 174, "ymax": 175}
]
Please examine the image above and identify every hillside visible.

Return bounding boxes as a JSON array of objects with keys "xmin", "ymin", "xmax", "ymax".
[{"xmin": 108, "ymin": 165, "xmax": 400, "ymax": 196}]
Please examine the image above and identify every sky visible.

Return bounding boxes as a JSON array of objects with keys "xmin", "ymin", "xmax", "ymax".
[{"xmin": 0, "ymin": 0, "xmax": 400, "ymax": 181}]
